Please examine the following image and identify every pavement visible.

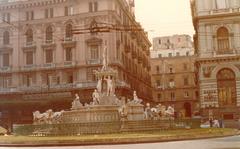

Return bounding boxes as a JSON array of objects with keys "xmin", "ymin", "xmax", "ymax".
[
  {"xmin": 0, "ymin": 129, "xmax": 238, "ymax": 147},
  {"xmin": 0, "ymin": 135, "xmax": 239, "ymax": 149}
]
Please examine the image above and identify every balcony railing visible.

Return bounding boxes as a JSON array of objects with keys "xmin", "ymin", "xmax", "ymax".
[
  {"xmin": 124, "ymin": 45, "xmax": 130, "ymax": 53},
  {"xmin": 87, "ymin": 59, "xmax": 101, "ymax": 65},
  {"xmin": 64, "ymin": 61, "xmax": 76, "ymax": 67},
  {"xmin": 25, "ymin": 41, "xmax": 36, "ymax": 47},
  {"xmin": 45, "ymin": 39, "xmax": 54, "ymax": 44},
  {"xmin": 0, "ymin": 66, "xmax": 11, "ymax": 72},
  {"xmin": 42, "ymin": 63, "xmax": 56, "ymax": 69},
  {"xmin": 22, "ymin": 64, "xmax": 37, "ymax": 71}
]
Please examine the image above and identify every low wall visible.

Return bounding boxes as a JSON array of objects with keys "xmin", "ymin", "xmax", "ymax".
[{"xmin": 13, "ymin": 119, "xmax": 201, "ymax": 136}]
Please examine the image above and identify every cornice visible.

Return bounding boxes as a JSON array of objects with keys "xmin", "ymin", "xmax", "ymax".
[{"xmin": 0, "ymin": 0, "xmax": 67, "ymax": 11}]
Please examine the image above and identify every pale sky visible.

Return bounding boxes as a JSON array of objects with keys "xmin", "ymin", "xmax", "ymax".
[{"xmin": 135, "ymin": 0, "xmax": 195, "ymax": 41}]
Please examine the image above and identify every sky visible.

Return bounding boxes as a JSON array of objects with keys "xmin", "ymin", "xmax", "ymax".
[{"xmin": 134, "ymin": 0, "xmax": 195, "ymax": 41}]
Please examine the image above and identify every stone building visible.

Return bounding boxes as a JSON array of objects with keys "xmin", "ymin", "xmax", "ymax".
[
  {"xmin": 0, "ymin": 0, "xmax": 152, "ymax": 130},
  {"xmin": 150, "ymin": 35, "xmax": 199, "ymax": 118},
  {"xmin": 191, "ymin": 0, "xmax": 240, "ymax": 127}
]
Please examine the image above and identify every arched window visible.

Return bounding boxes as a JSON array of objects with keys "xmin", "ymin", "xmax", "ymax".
[
  {"xmin": 217, "ymin": 27, "xmax": 230, "ymax": 53},
  {"xmin": 217, "ymin": 68, "xmax": 236, "ymax": 107},
  {"xmin": 46, "ymin": 26, "xmax": 53, "ymax": 42},
  {"xmin": 26, "ymin": 29, "xmax": 33, "ymax": 43},
  {"xmin": 3, "ymin": 31, "xmax": 10, "ymax": 45},
  {"xmin": 65, "ymin": 24, "xmax": 73, "ymax": 39}
]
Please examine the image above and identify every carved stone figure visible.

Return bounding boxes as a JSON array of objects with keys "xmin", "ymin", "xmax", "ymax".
[
  {"xmin": 71, "ymin": 94, "xmax": 83, "ymax": 110},
  {"xmin": 33, "ymin": 109, "xmax": 53, "ymax": 124},
  {"xmin": 144, "ymin": 103, "xmax": 153, "ymax": 120},
  {"xmin": 102, "ymin": 44, "xmax": 108, "ymax": 71},
  {"xmin": 96, "ymin": 78, "xmax": 102, "ymax": 94},
  {"xmin": 132, "ymin": 91, "xmax": 143, "ymax": 104},
  {"xmin": 92, "ymin": 89, "xmax": 100, "ymax": 105},
  {"xmin": 51, "ymin": 110, "xmax": 64, "ymax": 123},
  {"xmin": 165, "ymin": 106, "xmax": 175, "ymax": 118},
  {"xmin": 105, "ymin": 76, "xmax": 113, "ymax": 96}
]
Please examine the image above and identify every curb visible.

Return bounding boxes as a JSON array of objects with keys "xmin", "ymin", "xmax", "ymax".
[{"xmin": 0, "ymin": 131, "xmax": 239, "ymax": 147}]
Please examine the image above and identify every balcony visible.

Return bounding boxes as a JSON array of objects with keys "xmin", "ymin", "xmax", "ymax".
[
  {"xmin": 216, "ymin": 49, "xmax": 234, "ymax": 55},
  {"xmin": 42, "ymin": 63, "xmax": 56, "ymax": 69},
  {"xmin": 0, "ymin": 66, "xmax": 12, "ymax": 73},
  {"xmin": 62, "ymin": 37, "xmax": 77, "ymax": 48},
  {"xmin": 87, "ymin": 59, "xmax": 101, "ymax": 65},
  {"xmin": 64, "ymin": 61, "xmax": 76, "ymax": 67},
  {"xmin": 0, "ymin": 87, "xmax": 18, "ymax": 94},
  {"xmin": 132, "ymin": 50, "xmax": 137, "ymax": 59},
  {"xmin": 21, "ymin": 64, "xmax": 37, "ymax": 71},
  {"xmin": 124, "ymin": 45, "xmax": 130, "ymax": 53},
  {"xmin": 22, "ymin": 41, "xmax": 36, "ymax": 50},
  {"xmin": 76, "ymin": 82, "xmax": 97, "ymax": 89},
  {"xmin": 42, "ymin": 40, "xmax": 56, "ymax": 49},
  {"xmin": 138, "ymin": 55, "xmax": 143, "ymax": 64}
]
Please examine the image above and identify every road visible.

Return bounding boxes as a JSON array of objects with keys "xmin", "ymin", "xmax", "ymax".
[{"xmin": 0, "ymin": 135, "xmax": 239, "ymax": 149}]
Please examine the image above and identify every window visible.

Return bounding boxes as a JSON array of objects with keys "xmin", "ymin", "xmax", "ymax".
[
  {"xmin": 89, "ymin": 2, "xmax": 98, "ymax": 12},
  {"xmin": 26, "ymin": 29, "xmax": 33, "ymax": 43},
  {"xmin": 45, "ymin": 9, "xmax": 49, "ymax": 18},
  {"xmin": 45, "ymin": 49, "xmax": 53, "ymax": 63},
  {"xmin": 169, "ymin": 67, "xmax": 173, "ymax": 73},
  {"xmin": 158, "ymin": 54, "xmax": 162, "ymax": 58},
  {"xmin": 65, "ymin": 48, "xmax": 72, "ymax": 61},
  {"xmin": 50, "ymin": 8, "xmax": 54, "ymax": 18},
  {"xmin": 26, "ymin": 11, "xmax": 34, "ymax": 20},
  {"xmin": 46, "ymin": 26, "xmax": 53, "ymax": 43},
  {"xmin": 184, "ymin": 91, "xmax": 189, "ymax": 98},
  {"xmin": 186, "ymin": 51, "xmax": 189, "ymax": 56},
  {"xmin": 65, "ymin": 24, "xmax": 73, "ymax": 39},
  {"xmin": 168, "ymin": 53, "xmax": 172, "ymax": 57},
  {"xmin": 184, "ymin": 77, "xmax": 189, "ymax": 86},
  {"xmin": 157, "ymin": 93, "xmax": 162, "ymax": 100},
  {"xmin": 26, "ymin": 51, "xmax": 33, "ymax": 65},
  {"xmin": 217, "ymin": 27, "xmax": 230, "ymax": 53},
  {"xmin": 178, "ymin": 38, "xmax": 181, "ymax": 42},
  {"xmin": 159, "ymin": 39, "xmax": 161, "ymax": 44},
  {"xmin": 156, "ymin": 80, "xmax": 161, "ymax": 87},
  {"xmin": 170, "ymin": 92, "xmax": 175, "ymax": 100},
  {"xmin": 0, "ymin": 76, "xmax": 12, "ymax": 88},
  {"xmin": 176, "ymin": 52, "xmax": 180, "ymax": 56},
  {"xmin": 3, "ymin": 53, "xmax": 10, "ymax": 67},
  {"xmin": 45, "ymin": 8, "xmax": 53, "ymax": 18},
  {"xmin": 2, "ymin": 13, "xmax": 10, "ymax": 23},
  {"xmin": 67, "ymin": 74, "xmax": 73, "ymax": 84},
  {"xmin": 183, "ymin": 63, "xmax": 188, "ymax": 70},
  {"xmin": 90, "ymin": 45, "xmax": 99, "ymax": 59},
  {"xmin": 156, "ymin": 65, "xmax": 160, "ymax": 72},
  {"xmin": 64, "ymin": 6, "xmax": 73, "ymax": 16},
  {"xmin": 3, "ymin": 31, "xmax": 10, "ymax": 45},
  {"xmin": 169, "ymin": 78, "xmax": 175, "ymax": 88},
  {"xmin": 25, "ymin": 75, "xmax": 33, "ymax": 87},
  {"xmin": 87, "ymin": 68, "xmax": 97, "ymax": 81},
  {"xmin": 215, "ymin": 0, "xmax": 227, "ymax": 9}
]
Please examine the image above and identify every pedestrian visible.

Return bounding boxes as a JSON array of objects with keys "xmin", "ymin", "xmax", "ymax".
[
  {"xmin": 219, "ymin": 118, "xmax": 223, "ymax": 128},
  {"xmin": 209, "ymin": 118, "xmax": 213, "ymax": 128},
  {"xmin": 238, "ymin": 118, "xmax": 240, "ymax": 130}
]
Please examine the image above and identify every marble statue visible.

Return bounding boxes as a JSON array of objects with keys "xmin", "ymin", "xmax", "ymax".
[
  {"xmin": 132, "ymin": 91, "xmax": 143, "ymax": 104},
  {"xmin": 165, "ymin": 106, "xmax": 175, "ymax": 118},
  {"xmin": 105, "ymin": 76, "xmax": 113, "ymax": 96},
  {"xmin": 102, "ymin": 44, "xmax": 108, "ymax": 71},
  {"xmin": 96, "ymin": 78, "xmax": 102, "ymax": 94},
  {"xmin": 92, "ymin": 89, "xmax": 100, "ymax": 105},
  {"xmin": 33, "ymin": 109, "xmax": 53, "ymax": 124},
  {"xmin": 71, "ymin": 94, "xmax": 83, "ymax": 110}
]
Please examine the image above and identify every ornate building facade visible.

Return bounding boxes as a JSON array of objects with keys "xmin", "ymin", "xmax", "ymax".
[
  {"xmin": 150, "ymin": 35, "xmax": 199, "ymax": 118},
  {"xmin": 0, "ymin": 0, "xmax": 152, "ymax": 130},
  {"xmin": 191, "ymin": 0, "xmax": 240, "ymax": 127}
]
